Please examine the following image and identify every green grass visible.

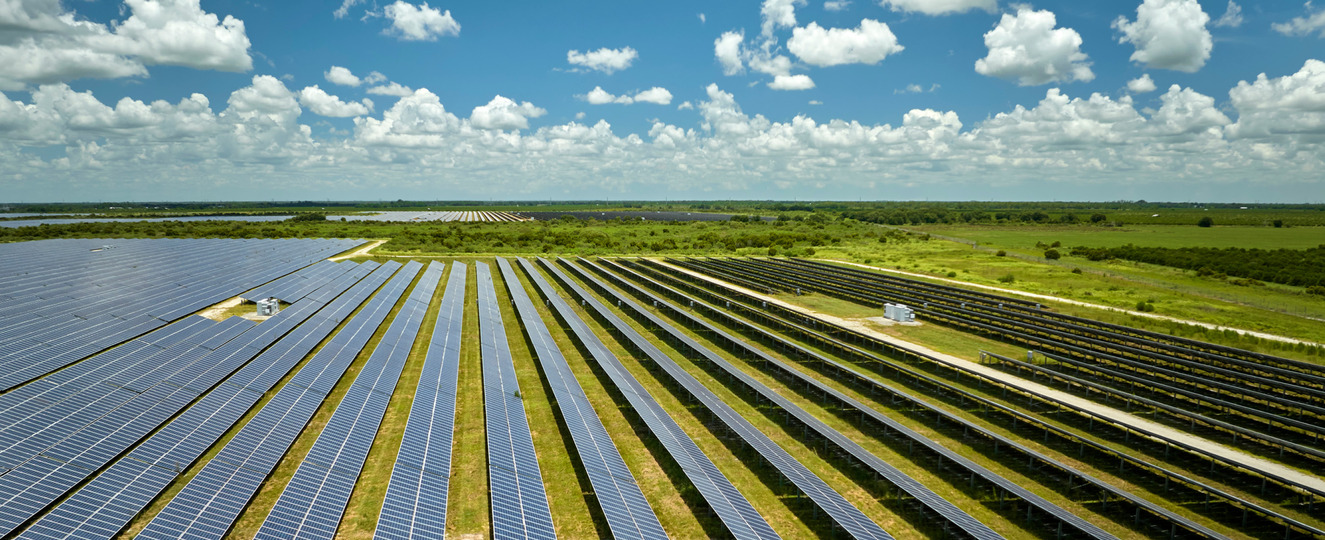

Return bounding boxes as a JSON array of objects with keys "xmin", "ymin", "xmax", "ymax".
[
  {"xmin": 517, "ymin": 259, "xmax": 715, "ymax": 538},
  {"xmin": 912, "ymin": 223, "xmax": 1325, "ymax": 251},
  {"xmin": 448, "ymin": 263, "xmax": 490, "ymax": 537},
  {"xmin": 228, "ymin": 266, "xmax": 426, "ymax": 537},
  {"xmin": 490, "ymin": 263, "xmax": 605, "ymax": 539},
  {"xmin": 337, "ymin": 262, "xmax": 450, "ymax": 538},
  {"xmin": 810, "ymin": 236, "xmax": 1325, "ymax": 350}
]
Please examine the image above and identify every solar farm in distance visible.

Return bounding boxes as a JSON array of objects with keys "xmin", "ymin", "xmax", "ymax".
[{"xmin": 1, "ymin": 202, "xmax": 1323, "ymax": 540}]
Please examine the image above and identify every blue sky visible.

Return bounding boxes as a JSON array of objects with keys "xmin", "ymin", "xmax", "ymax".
[{"xmin": 0, "ymin": 0, "xmax": 1322, "ymax": 202}]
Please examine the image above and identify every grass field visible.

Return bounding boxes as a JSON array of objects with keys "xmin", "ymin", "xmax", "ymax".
[{"xmin": 911, "ymin": 223, "xmax": 1325, "ymax": 251}]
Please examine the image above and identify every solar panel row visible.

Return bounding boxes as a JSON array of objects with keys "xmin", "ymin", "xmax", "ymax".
[
  {"xmin": 561, "ymin": 258, "xmax": 894, "ymax": 540},
  {"xmin": 375, "ymin": 262, "xmax": 467, "ymax": 540},
  {"xmin": 8, "ymin": 262, "xmax": 389, "ymax": 539},
  {"xmin": 497, "ymin": 258, "xmax": 667, "ymax": 540},
  {"xmin": 601, "ymin": 259, "xmax": 1083, "ymax": 540},
  {"xmin": 135, "ymin": 260, "xmax": 420, "ymax": 540},
  {"xmin": 0, "ymin": 239, "xmax": 364, "ymax": 391},
  {"xmin": 255, "ymin": 261, "xmax": 444, "ymax": 540},
  {"xmin": 245, "ymin": 260, "xmax": 356, "ymax": 304},
  {"xmin": 476, "ymin": 261, "xmax": 557, "ymax": 540},
  {"xmin": 530, "ymin": 258, "xmax": 781, "ymax": 540}
]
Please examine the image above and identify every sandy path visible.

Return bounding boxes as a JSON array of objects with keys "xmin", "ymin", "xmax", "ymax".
[
  {"xmin": 330, "ymin": 239, "xmax": 386, "ymax": 261},
  {"xmin": 656, "ymin": 259, "xmax": 1325, "ymax": 494}
]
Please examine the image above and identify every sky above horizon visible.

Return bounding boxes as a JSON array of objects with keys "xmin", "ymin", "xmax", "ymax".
[{"xmin": 0, "ymin": 0, "xmax": 1323, "ymax": 203}]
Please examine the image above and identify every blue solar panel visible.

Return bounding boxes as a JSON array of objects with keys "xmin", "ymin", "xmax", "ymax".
[
  {"xmin": 375, "ymin": 262, "xmax": 467, "ymax": 540},
  {"xmin": 135, "ymin": 261, "xmax": 420, "ymax": 540},
  {"xmin": 496, "ymin": 258, "xmax": 667, "ymax": 540},
  {"xmin": 4, "ymin": 261, "xmax": 393, "ymax": 539},
  {"xmin": 559, "ymin": 258, "xmax": 895, "ymax": 540},
  {"xmin": 530, "ymin": 258, "xmax": 781, "ymax": 540},
  {"xmin": 476, "ymin": 261, "xmax": 557, "ymax": 540},
  {"xmin": 255, "ymin": 262, "xmax": 442, "ymax": 540}
]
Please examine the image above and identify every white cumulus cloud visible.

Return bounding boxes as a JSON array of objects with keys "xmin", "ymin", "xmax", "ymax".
[
  {"xmin": 715, "ymin": 32, "xmax": 746, "ymax": 75},
  {"xmin": 1226, "ymin": 59, "xmax": 1325, "ymax": 139},
  {"xmin": 761, "ymin": 0, "xmax": 806, "ymax": 36},
  {"xmin": 1273, "ymin": 3, "xmax": 1325, "ymax": 37},
  {"xmin": 1113, "ymin": 0, "xmax": 1212, "ymax": 73},
  {"xmin": 367, "ymin": 82, "xmax": 414, "ymax": 97},
  {"xmin": 824, "ymin": 1, "xmax": 851, "ymax": 11},
  {"xmin": 325, "ymin": 66, "xmax": 361, "ymax": 87},
  {"xmin": 383, "ymin": 1, "xmax": 460, "ymax": 41},
  {"xmin": 1128, "ymin": 73, "xmax": 1157, "ymax": 93},
  {"xmin": 770, "ymin": 74, "xmax": 816, "ymax": 90},
  {"xmin": 878, "ymin": 0, "xmax": 996, "ymax": 16},
  {"xmin": 469, "ymin": 95, "xmax": 546, "ymax": 130},
  {"xmin": 298, "ymin": 85, "xmax": 373, "ymax": 117},
  {"xmin": 567, "ymin": 47, "xmax": 638, "ymax": 74},
  {"xmin": 787, "ymin": 19, "xmax": 903, "ymax": 67},
  {"xmin": 581, "ymin": 86, "xmax": 673, "ymax": 105},
  {"xmin": 975, "ymin": 7, "xmax": 1092, "ymax": 86},
  {"xmin": 0, "ymin": 0, "xmax": 252, "ymax": 91}
]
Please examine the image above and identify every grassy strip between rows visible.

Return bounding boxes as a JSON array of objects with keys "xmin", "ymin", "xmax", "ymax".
[
  {"xmin": 732, "ymin": 274, "xmax": 1325, "ymax": 532},
  {"xmin": 227, "ymin": 265, "xmax": 427, "ymax": 537},
  {"xmin": 116, "ymin": 264, "xmax": 404, "ymax": 538}
]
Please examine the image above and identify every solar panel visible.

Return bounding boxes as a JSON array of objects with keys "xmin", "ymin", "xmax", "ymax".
[
  {"xmin": 254, "ymin": 262, "xmax": 443, "ymax": 540},
  {"xmin": 531, "ymin": 258, "xmax": 781, "ymax": 540},
  {"xmin": 496, "ymin": 258, "xmax": 667, "ymax": 540},
  {"xmin": 375, "ymin": 262, "xmax": 467, "ymax": 540},
  {"xmin": 559, "ymin": 258, "xmax": 894, "ymax": 540},
  {"xmin": 7, "ymin": 261, "xmax": 397, "ymax": 540},
  {"xmin": 476, "ymin": 262, "xmax": 557, "ymax": 540},
  {"xmin": 135, "ymin": 261, "xmax": 420, "ymax": 540}
]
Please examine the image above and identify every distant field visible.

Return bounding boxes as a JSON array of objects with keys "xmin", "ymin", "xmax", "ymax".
[{"xmin": 910, "ymin": 224, "xmax": 1325, "ymax": 250}]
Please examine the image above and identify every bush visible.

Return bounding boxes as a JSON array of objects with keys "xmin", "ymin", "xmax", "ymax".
[
  {"xmin": 1307, "ymin": 285, "xmax": 1325, "ymax": 296},
  {"xmin": 1090, "ymin": 213, "xmax": 1107, "ymax": 223},
  {"xmin": 996, "ymin": 250, "xmax": 1007, "ymax": 257},
  {"xmin": 1135, "ymin": 301, "xmax": 1155, "ymax": 312},
  {"xmin": 1071, "ymin": 268, "xmax": 1083, "ymax": 274},
  {"xmin": 997, "ymin": 274, "xmax": 1015, "ymax": 284},
  {"xmin": 1044, "ymin": 249, "xmax": 1061, "ymax": 260},
  {"xmin": 1198, "ymin": 216, "xmax": 1214, "ymax": 227},
  {"xmin": 767, "ymin": 246, "xmax": 779, "ymax": 256},
  {"xmin": 1274, "ymin": 219, "xmax": 1284, "ymax": 228},
  {"xmin": 947, "ymin": 271, "xmax": 958, "ymax": 278}
]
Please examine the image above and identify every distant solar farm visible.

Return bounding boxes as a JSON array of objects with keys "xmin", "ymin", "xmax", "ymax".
[{"xmin": 1, "ymin": 238, "xmax": 1322, "ymax": 539}]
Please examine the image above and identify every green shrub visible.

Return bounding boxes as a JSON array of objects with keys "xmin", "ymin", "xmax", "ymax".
[
  {"xmin": 1198, "ymin": 216, "xmax": 1214, "ymax": 227},
  {"xmin": 997, "ymin": 274, "xmax": 1015, "ymax": 284},
  {"xmin": 996, "ymin": 250, "xmax": 1007, "ymax": 257},
  {"xmin": 1044, "ymin": 249, "xmax": 1061, "ymax": 260}
]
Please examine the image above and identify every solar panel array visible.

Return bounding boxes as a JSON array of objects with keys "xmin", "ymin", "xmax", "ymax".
[
  {"xmin": 497, "ymin": 258, "xmax": 667, "ymax": 540},
  {"xmin": 599, "ymin": 259, "xmax": 1079, "ymax": 540},
  {"xmin": 340, "ymin": 210, "xmax": 529, "ymax": 222},
  {"xmin": 527, "ymin": 258, "xmax": 781, "ymax": 540},
  {"xmin": 256, "ymin": 261, "xmax": 444, "ymax": 540},
  {"xmin": 375, "ymin": 262, "xmax": 467, "ymax": 540},
  {"xmin": 476, "ymin": 261, "xmax": 557, "ymax": 540},
  {"xmin": 135, "ymin": 261, "xmax": 420, "ymax": 540},
  {"xmin": 560, "ymin": 258, "xmax": 895, "ymax": 540},
  {"xmin": 244, "ymin": 259, "xmax": 356, "ymax": 303},
  {"xmin": 5, "ymin": 261, "xmax": 388, "ymax": 539},
  {"xmin": 0, "ymin": 238, "xmax": 363, "ymax": 391}
]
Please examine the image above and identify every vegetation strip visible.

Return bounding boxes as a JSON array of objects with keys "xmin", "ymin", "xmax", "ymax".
[
  {"xmin": 527, "ymin": 257, "xmax": 783, "ymax": 540},
  {"xmin": 497, "ymin": 257, "xmax": 668, "ymax": 539},
  {"xmin": 558, "ymin": 258, "xmax": 896, "ymax": 540},
  {"xmin": 375, "ymin": 261, "xmax": 467, "ymax": 540},
  {"xmin": 637, "ymin": 258, "xmax": 1325, "ymax": 539},
  {"xmin": 135, "ymin": 261, "xmax": 419, "ymax": 540},
  {"xmin": 597, "ymin": 258, "xmax": 1108, "ymax": 540},
  {"xmin": 254, "ymin": 261, "xmax": 443, "ymax": 539}
]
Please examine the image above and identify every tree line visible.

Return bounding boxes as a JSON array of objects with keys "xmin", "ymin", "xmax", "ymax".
[{"xmin": 1070, "ymin": 244, "xmax": 1325, "ymax": 290}]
